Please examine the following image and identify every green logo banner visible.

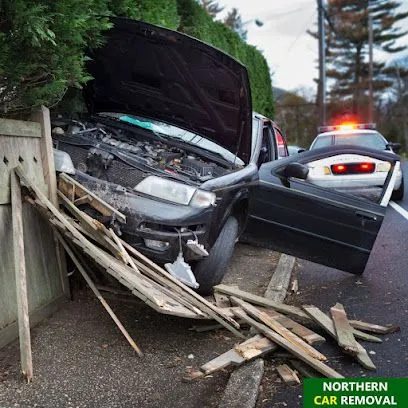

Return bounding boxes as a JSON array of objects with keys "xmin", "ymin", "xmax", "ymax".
[{"xmin": 303, "ymin": 378, "xmax": 408, "ymax": 408}]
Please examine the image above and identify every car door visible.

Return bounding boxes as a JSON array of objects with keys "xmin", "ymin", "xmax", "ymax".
[{"xmin": 245, "ymin": 145, "xmax": 400, "ymax": 274}]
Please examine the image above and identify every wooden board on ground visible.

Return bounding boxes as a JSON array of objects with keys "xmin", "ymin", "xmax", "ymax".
[
  {"xmin": 214, "ymin": 284, "xmax": 309, "ymax": 320},
  {"xmin": 259, "ymin": 307, "xmax": 326, "ymax": 345},
  {"xmin": 233, "ymin": 309, "xmax": 344, "ymax": 379},
  {"xmin": 330, "ymin": 303, "xmax": 359, "ymax": 355},
  {"xmin": 349, "ymin": 320, "xmax": 400, "ymax": 334},
  {"xmin": 276, "ymin": 364, "xmax": 301, "ymax": 385},
  {"xmin": 200, "ymin": 335, "xmax": 277, "ymax": 375},
  {"xmin": 302, "ymin": 305, "xmax": 376, "ymax": 371},
  {"xmin": 231, "ymin": 297, "xmax": 327, "ymax": 362}
]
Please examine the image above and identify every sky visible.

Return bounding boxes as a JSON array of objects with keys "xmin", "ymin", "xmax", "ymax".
[{"xmin": 217, "ymin": 0, "xmax": 408, "ymax": 96}]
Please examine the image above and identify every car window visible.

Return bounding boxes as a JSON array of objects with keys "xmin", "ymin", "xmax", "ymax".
[
  {"xmin": 333, "ymin": 132, "xmax": 387, "ymax": 150},
  {"xmin": 311, "ymin": 135, "xmax": 332, "ymax": 149}
]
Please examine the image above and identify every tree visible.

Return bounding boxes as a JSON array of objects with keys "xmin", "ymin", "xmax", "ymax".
[
  {"xmin": 200, "ymin": 0, "xmax": 224, "ymax": 18},
  {"xmin": 224, "ymin": 8, "xmax": 247, "ymax": 40},
  {"xmin": 324, "ymin": 0, "xmax": 408, "ymax": 118}
]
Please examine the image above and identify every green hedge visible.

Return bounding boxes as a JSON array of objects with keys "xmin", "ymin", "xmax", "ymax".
[
  {"xmin": 0, "ymin": 0, "xmax": 273, "ymax": 118},
  {"xmin": 177, "ymin": 0, "xmax": 274, "ymax": 117}
]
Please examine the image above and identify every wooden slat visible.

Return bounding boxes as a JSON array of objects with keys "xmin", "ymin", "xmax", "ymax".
[
  {"xmin": 230, "ymin": 297, "xmax": 327, "ymax": 361},
  {"xmin": 233, "ymin": 309, "xmax": 344, "ymax": 379},
  {"xmin": 276, "ymin": 364, "xmax": 301, "ymax": 385},
  {"xmin": 11, "ymin": 170, "xmax": 33, "ymax": 382},
  {"xmin": 56, "ymin": 233, "xmax": 143, "ymax": 356},
  {"xmin": 302, "ymin": 305, "xmax": 376, "ymax": 371},
  {"xmin": 349, "ymin": 320, "xmax": 400, "ymax": 334},
  {"xmin": 260, "ymin": 308, "xmax": 326, "ymax": 345},
  {"xmin": 200, "ymin": 335, "xmax": 277, "ymax": 375},
  {"xmin": 214, "ymin": 284, "xmax": 309, "ymax": 320},
  {"xmin": 0, "ymin": 118, "xmax": 41, "ymax": 138},
  {"xmin": 330, "ymin": 303, "xmax": 359, "ymax": 354}
]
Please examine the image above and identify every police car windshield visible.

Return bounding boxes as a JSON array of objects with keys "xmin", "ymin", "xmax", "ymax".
[{"xmin": 333, "ymin": 132, "xmax": 387, "ymax": 150}]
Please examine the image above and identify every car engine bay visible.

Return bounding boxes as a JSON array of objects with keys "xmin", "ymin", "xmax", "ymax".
[{"xmin": 52, "ymin": 117, "xmax": 234, "ymax": 189}]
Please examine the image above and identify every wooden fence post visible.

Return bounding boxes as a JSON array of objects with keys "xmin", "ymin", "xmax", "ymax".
[{"xmin": 11, "ymin": 170, "xmax": 33, "ymax": 382}]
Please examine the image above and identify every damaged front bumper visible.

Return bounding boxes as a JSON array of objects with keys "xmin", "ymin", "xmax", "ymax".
[{"xmin": 73, "ymin": 171, "xmax": 214, "ymax": 263}]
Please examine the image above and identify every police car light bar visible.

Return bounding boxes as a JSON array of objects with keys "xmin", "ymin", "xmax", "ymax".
[{"xmin": 318, "ymin": 123, "xmax": 376, "ymax": 133}]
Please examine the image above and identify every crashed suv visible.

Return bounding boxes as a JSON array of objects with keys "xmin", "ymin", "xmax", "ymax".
[{"xmin": 53, "ymin": 18, "xmax": 401, "ymax": 294}]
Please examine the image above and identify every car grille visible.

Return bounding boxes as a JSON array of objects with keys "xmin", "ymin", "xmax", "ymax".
[{"xmin": 57, "ymin": 141, "xmax": 146, "ymax": 188}]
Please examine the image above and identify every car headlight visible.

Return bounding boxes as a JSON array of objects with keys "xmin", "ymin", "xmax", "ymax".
[{"xmin": 134, "ymin": 176, "xmax": 216, "ymax": 208}]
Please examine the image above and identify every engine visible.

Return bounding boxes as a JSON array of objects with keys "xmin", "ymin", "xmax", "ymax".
[{"xmin": 52, "ymin": 118, "xmax": 230, "ymax": 188}]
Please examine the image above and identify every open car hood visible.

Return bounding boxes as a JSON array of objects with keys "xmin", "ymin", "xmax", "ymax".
[{"xmin": 84, "ymin": 18, "xmax": 252, "ymax": 164}]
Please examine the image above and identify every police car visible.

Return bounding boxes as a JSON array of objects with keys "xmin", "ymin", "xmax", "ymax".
[{"xmin": 307, "ymin": 123, "xmax": 404, "ymax": 201}]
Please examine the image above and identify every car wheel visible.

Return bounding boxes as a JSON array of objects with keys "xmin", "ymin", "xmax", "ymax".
[
  {"xmin": 193, "ymin": 216, "xmax": 239, "ymax": 296},
  {"xmin": 391, "ymin": 176, "xmax": 404, "ymax": 201}
]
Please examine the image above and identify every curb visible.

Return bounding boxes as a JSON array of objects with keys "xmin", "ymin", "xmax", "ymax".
[
  {"xmin": 218, "ymin": 253, "xmax": 296, "ymax": 407},
  {"xmin": 218, "ymin": 359, "xmax": 265, "ymax": 408}
]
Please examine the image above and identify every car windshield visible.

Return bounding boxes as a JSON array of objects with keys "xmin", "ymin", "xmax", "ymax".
[
  {"xmin": 312, "ymin": 131, "xmax": 387, "ymax": 150},
  {"xmin": 99, "ymin": 113, "xmax": 245, "ymax": 166},
  {"xmin": 333, "ymin": 132, "xmax": 387, "ymax": 149}
]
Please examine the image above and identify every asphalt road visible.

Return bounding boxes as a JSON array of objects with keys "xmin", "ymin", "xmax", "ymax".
[{"xmin": 263, "ymin": 160, "xmax": 408, "ymax": 407}]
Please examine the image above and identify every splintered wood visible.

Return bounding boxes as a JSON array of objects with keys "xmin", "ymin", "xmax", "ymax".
[{"xmin": 187, "ymin": 284, "xmax": 399, "ymax": 382}]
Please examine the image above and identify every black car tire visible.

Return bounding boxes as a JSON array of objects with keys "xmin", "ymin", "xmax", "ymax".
[
  {"xmin": 193, "ymin": 216, "xmax": 239, "ymax": 296},
  {"xmin": 391, "ymin": 176, "xmax": 404, "ymax": 201}
]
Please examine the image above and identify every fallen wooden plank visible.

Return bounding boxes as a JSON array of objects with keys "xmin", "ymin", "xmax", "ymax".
[
  {"xmin": 11, "ymin": 170, "xmax": 33, "ymax": 382},
  {"xmin": 352, "ymin": 329, "xmax": 382, "ymax": 343},
  {"xmin": 200, "ymin": 335, "xmax": 277, "ymax": 375},
  {"xmin": 260, "ymin": 308, "xmax": 326, "ymax": 345},
  {"xmin": 302, "ymin": 305, "xmax": 376, "ymax": 371},
  {"xmin": 233, "ymin": 309, "xmax": 344, "ymax": 379},
  {"xmin": 57, "ymin": 233, "xmax": 143, "ymax": 356},
  {"xmin": 330, "ymin": 303, "xmax": 359, "ymax": 355},
  {"xmin": 231, "ymin": 297, "xmax": 327, "ymax": 361},
  {"xmin": 214, "ymin": 284, "xmax": 309, "ymax": 320},
  {"xmin": 276, "ymin": 364, "xmax": 301, "ymax": 385},
  {"xmin": 349, "ymin": 320, "xmax": 400, "ymax": 334}
]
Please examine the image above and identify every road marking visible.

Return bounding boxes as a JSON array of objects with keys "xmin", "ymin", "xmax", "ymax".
[{"xmin": 389, "ymin": 201, "xmax": 408, "ymax": 221}]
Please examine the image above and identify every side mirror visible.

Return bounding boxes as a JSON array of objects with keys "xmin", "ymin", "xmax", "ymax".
[
  {"xmin": 386, "ymin": 142, "xmax": 401, "ymax": 153},
  {"xmin": 282, "ymin": 162, "xmax": 309, "ymax": 180}
]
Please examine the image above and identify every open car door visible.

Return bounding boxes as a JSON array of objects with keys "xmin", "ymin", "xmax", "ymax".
[{"xmin": 244, "ymin": 145, "xmax": 400, "ymax": 274}]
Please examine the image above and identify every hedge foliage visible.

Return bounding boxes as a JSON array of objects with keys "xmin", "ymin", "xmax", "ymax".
[{"xmin": 0, "ymin": 0, "xmax": 273, "ymax": 117}]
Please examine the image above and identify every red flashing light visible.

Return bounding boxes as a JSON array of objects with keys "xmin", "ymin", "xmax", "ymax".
[{"xmin": 318, "ymin": 123, "xmax": 376, "ymax": 133}]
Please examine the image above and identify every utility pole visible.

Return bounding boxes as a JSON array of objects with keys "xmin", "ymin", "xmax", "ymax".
[
  {"xmin": 368, "ymin": 11, "xmax": 374, "ymax": 123},
  {"xmin": 317, "ymin": 0, "xmax": 326, "ymax": 126}
]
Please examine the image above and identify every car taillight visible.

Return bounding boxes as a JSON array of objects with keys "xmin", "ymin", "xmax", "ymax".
[
  {"xmin": 331, "ymin": 162, "xmax": 375, "ymax": 175},
  {"xmin": 331, "ymin": 164, "xmax": 347, "ymax": 174}
]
